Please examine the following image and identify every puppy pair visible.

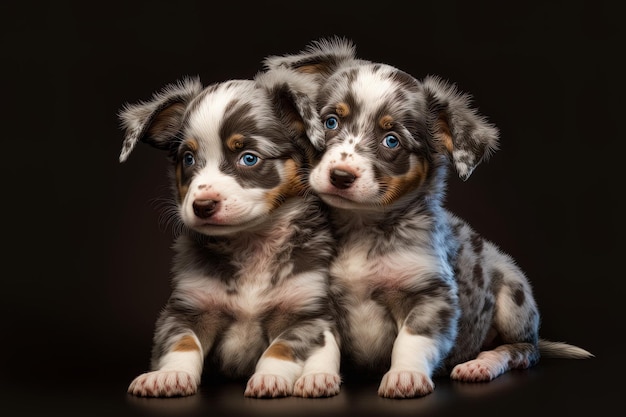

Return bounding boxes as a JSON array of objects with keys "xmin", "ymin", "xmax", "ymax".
[
  {"xmin": 119, "ymin": 72, "xmax": 341, "ymax": 398},
  {"xmin": 120, "ymin": 38, "xmax": 592, "ymax": 400},
  {"xmin": 263, "ymin": 37, "xmax": 593, "ymax": 398}
]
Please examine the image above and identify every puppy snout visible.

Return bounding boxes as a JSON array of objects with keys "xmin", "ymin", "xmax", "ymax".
[
  {"xmin": 330, "ymin": 169, "xmax": 356, "ymax": 189},
  {"xmin": 193, "ymin": 199, "xmax": 219, "ymax": 219}
]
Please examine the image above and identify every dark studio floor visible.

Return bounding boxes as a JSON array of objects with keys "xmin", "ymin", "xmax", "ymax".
[{"xmin": 2, "ymin": 354, "xmax": 615, "ymax": 417}]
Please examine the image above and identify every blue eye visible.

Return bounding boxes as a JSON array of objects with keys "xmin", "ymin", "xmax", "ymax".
[
  {"xmin": 382, "ymin": 134, "xmax": 400, "ymax": 149},
  {"xmin": 239, "ymin": 153, "xmax": 259, "ymax": 166},
  {"xmin": 182, "ymin": 152, "xmax": 195, "ymax": 167},
  {"xmin": 324, "ymin": 116, "xmax": 339, "ymax": 130}
]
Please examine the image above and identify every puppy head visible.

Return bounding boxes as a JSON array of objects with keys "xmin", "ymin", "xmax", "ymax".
[
  {"xmin": 264, "ymin": 37, "xmax": 499, "ymax": 211},
  {"xmin": 119, "ymin": 76, "xmax": 316, "ymax": 236},
  {"xmin": 307, "ymin": 64, "xmax": 499, "ymax": 211}
]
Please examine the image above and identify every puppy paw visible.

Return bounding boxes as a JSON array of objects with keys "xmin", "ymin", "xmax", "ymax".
[
  {"xmin": 128, "ymin": 370, "xmax": 197, "ymax": 397},
  {"xmin": 378, "ymin": 370, "xmax": 434, "ymax": 398},
  {"xmin": 293, "ymin": 372, "xmax": 341, "ymax": 397},
  {"xmin": 450, "ymin": 359, "xmax": 503, "ymax": 382},
  {"xmin": 244, "ymin": 374, "xmax": 292, "ymax": 398}
]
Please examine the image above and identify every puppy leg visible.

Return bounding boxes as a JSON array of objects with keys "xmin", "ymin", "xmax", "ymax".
[
  {"xmin": 378, "ymin": 327, "xmax": 439, "ymax": 398},
  {"xmin": 452, "ymin": 257, "xmax": 540, "ymax": 382},
  {"xmin": 293, "ymin": 330, "xmax": 341, "ymax": 397},
  {"xmin": 245, "ymin": 320, "xmax": 340, "ymax": 398},
  {"xmin": 450, "ymin": 342, "xmax": 537, "ymax": 382},
  {"xmin": 128, "ymin": 333, "xmax": 204, "ymax": 397},
  {"xmin": 244, "ymin": 340, "xmax": 303, "ymax": 398}
]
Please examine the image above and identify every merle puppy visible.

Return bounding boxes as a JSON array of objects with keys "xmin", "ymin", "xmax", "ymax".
[
  {"xmin": 263, "ymin": 37, "xmax": 592, "ymax": 398},
  {"xmin": 118, "ymin": 69, "xmax": 341, "ymax": 398}
]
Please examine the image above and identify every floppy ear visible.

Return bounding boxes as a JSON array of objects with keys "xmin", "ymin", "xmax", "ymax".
[
  {"xmin": 422, "ymin": 75, "xmax": 500, "ymax": 180},
  {"xmin": 118, "ymin": 76, "xmax": 203, "ymax": 163},
  {"xmin": 256, "ymin": 67, "xmax": 326, "ymax": 151},
  {"xmin": 263, "ymin": 36, "xmax": 358, "ymax": 77},
  {"xmin": 258, "ymin": 37, "xmax": 360, "ymax": 152}
]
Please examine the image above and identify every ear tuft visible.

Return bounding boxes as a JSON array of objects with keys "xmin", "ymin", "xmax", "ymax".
[
  {"xmin": 118, "ymin": 76, "xmax": 203, "ymax": 163},
  {"xmin": 256, "ymin": 68, "xmax": 325, "ymax": 151},
  {"xmin": 258, "ymin": 37, "xmax": 363, "ymax": 154},
  {"xmin": 423, "ymin": 75, "xmax": 499, "ymax": 180}
]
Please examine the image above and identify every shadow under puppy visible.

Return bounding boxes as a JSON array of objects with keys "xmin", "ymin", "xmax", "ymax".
[
  {"xmin": 263, "ymin": 37, "xmax": 592, "ymax": 398},
  {"xmin": 118, "ymin": 70, "xmax": 341, "ymax": 398}
]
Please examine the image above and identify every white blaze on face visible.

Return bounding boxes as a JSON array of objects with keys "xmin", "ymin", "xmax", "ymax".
[
  {"xmin": 309, "ymin": 136, "xmax": 381, "ymax": 205},
  {"xmin": 310, "ymin": 67, "xmax": 409, "ymax": 208},
  {"xmin": 180, "ymin": 164, "xmax": 272, "ymax": 234},
  {"xmin": 177, "ymin": 84, "xmax": 283, "ymax": 235}
]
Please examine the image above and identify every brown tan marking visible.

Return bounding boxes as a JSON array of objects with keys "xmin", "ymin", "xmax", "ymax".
[
  {"xmin": 263, "ymin": 342, "xmax": 295, "ymax": 361},
  {"xmin": 176, "ymin": 138, "xmax": 199, "ymax": 202},
  {"xmin": 147, "ymin": 102, "xmax": 186, "ymax": 140},
  {"xmin": 379, "ymin": 115, "xmax": 394, "ymax": 130},
  {"xmin": 434, "ymin": 115, "xmax": 454, "ymax": 154},
  {"xmin": 264, "ymin": 159, "xmax": 304, "ymax": 210},
  {"xmin": 380, "ymin": 159, "xmax": 429, "ymax": 206},
  {"xmin": 173, "ymin": 335, "xmax": 200, "ymax": 352},
  {"xmin": 295, "ymin": 63, "xmax": 335, "ymax": 77},
  {"xmin": 226, "ymin": 133, "xmax": 245, "ymax": 151},
  {"xmin": 336, "ymin": 102, "xmax": 350, "ymax": 117}
]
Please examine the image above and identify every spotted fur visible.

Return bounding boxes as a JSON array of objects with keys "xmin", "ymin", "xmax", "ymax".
[
  {"xmin": 118, "ymin": 71, "xmax": 341, "ymax": 398},
  {"xmin": 264, "ymin": 37, "xmax": 593, "ymax": 398}
]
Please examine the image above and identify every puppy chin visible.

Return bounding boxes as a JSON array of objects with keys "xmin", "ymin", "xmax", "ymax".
[
  {"xmin": 188, "ymin": 217, "xmax": 268, "ymax": 236},
  {"xmin": 318, "ymin": 192, "xmax": 385, "ymax": 212}
]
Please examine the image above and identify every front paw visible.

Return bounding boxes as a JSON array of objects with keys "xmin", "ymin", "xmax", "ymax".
[
  {"xmin": 293, "ymin": 372, "xmax": 341, "ymax": 398},
  {"xmin": 128, "ymin": 370, "xmax": 197, "ymax": 397},
  {"xmin": 244, "ymin": 373, "xmax": 292, "ymax": 398},
  {"xmin": 378, "ymin": 370, "xmax": 434, "ymax": 398}
]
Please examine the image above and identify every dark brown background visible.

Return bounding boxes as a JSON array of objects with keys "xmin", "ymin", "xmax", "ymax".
[{"xmin": 2, "ymin": 1, "xmax": 622, "ymax": 416}]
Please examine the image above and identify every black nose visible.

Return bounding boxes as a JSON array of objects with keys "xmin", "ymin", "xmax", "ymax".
[
  {"xmin": 193, "ymin": 199, "xmax": 218, "ymax": 218},
  {"xmin": 330, "ymin": 169, "xmax": 356, "ymax": 189}
]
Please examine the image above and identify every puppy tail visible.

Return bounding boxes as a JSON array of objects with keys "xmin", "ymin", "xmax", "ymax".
[{"xmin": 538, "ymin": 338, "xmax": 594, "ymax": 359}]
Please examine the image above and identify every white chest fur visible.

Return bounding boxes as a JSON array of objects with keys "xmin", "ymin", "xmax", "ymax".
[{"xmin": 331, "ymin": 239, "xmax": 444, "ymax": 364}]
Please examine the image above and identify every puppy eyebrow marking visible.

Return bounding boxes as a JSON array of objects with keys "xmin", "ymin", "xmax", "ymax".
[
  {"xmin": 184, "ymin": 137, "xmax": 199, "ymax": 151},
  {"xmin": 263, "ymin": 342, "xmax": 294, "ymax": 361},
  {"xmin": 379, "ymin": 115, "xmax": 394, "ymax": 130},
  {"xmin": 172, "ymin": 335, "xmax": 200, "ymax": 352},
  {"xmin": 336, "ymin": 102, "xmax": 350, "ymax": 117},
  {"xmin": 226, "ymin": 133, "xmax": 245, "ymax": 151}
]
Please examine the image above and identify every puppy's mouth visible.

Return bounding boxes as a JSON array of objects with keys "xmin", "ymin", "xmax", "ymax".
[
  {"xmin": 191, "ymin": 216, "xmax": 267, "ymax": 236},
  {"xmin": 183, "ymin": 194, "xmax": 273, "ymax": 235}
]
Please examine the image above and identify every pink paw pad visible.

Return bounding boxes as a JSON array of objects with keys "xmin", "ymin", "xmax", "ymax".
[
  {"xmin": 128, "ymin": 370, "xmax": 197, "ymax": 397},
  {"xmin": 294, "ymin": 373, "xmax": 341, "ymax": 397},
  {"xmin": 378, "ymin": 370, "xmax": 434, "ymax": 398},
  {"xmin": 450, "ymin": 360, "xmax": 500, "ymax": 382}
]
